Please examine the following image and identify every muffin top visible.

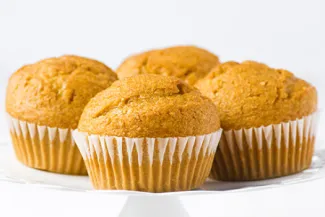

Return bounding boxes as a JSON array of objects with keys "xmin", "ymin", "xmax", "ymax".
[
  {"xmin": 116, "ymin": 45, "xmax": 219, "ymax": 85},
  {"xmin": 78, "ymin": 74, "xmax": 220, "ymax": 138},
  {"xmin": 196, "ymin": 61, "xmax": 317, "ymax": 130},
  {"xmin": 6, "ymin": 55, "xmax": 117, "ymax": 129}
]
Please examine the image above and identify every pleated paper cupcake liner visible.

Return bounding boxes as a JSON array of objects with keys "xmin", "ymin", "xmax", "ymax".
[
  {"xmin": 210, "ymin": 113, "xmax": 318, "ymax": 181},
  {"xmin": 73, "ymin": 129, "xmax": 222, "ymax": 192},
  {"xmin": 7, "ymin": 115, "xmax": 87, "ymax": 175}
]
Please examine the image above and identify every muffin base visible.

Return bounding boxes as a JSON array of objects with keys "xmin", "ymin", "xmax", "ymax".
[
  {"xmin": 73, "ymin": 130, "xmax": 222, "ymax": 192},
  {"xmin": 8, "ymin": 116, "xmax": 87, "ymax": 175},
  {"xmin": 210, "ymin": 113, "xmax": 317, "ymax": 181}
]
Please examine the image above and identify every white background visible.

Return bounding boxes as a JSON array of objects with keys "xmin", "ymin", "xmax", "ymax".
[{"xmin": 0, "ymin": 0, "xmax": 324, "ymax": 216}]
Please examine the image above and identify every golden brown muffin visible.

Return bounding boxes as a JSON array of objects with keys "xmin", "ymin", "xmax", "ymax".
[
  {"xmin": 79, "ymin": 74, "xmax": 220, "ymax": 138},
  {"xmin": 116, "ymin": 46, "xmax": 219, "ymax": 85},
  {"xmin": 197, "ymin": 61, "xmax": 317, "ymax": 130},
  {"xmin": 6, "ymin": 55, "xmax": 117, "ymax": 175},
  {"xmin": 6, "ymin": 55, "xmax": 117, "ymax": 129},
  {"xmin": 74, "ymin": 74, "xmax": 222, "ymax": 192},
  {"xmin": 196, "ymin": 61, "xmax": 318, "ymax": 181}
]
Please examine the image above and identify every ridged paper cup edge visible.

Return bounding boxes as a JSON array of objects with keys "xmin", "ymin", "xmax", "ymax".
[
  {"xmin": 6, "ymin": 113, "xmax": 87, "ymax": 175},
  {"xmin": 72, "ymin": 129, "xmax": 223, "ymax": 165},
  {"xmin": 211, "ymin": 112, "xmax": 318, "ymax": 181},
  {"xmin": 223, "ymin": 112, "xmax": 318, "ymax": 151}
]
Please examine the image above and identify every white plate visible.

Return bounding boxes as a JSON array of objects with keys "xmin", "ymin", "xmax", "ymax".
[{"xmin": 1, "ymin": 142, "xmax": 325, "ymax": 196}]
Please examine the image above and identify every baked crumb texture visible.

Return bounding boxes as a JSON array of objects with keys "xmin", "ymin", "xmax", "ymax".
[
  {"xmin": 116, "ymin": 46, "xmax": 219, "ymax": 85},
  {"xmin": 196, "ymin": 61, "xmax": 317, "ymax": 130},
  {"xmin": 6, "ymin": 55, "xmax": 117, "ymax": 129},
  {"xmin": 78, "ymin": 74, "xmax": 221, "ymax": 138}
]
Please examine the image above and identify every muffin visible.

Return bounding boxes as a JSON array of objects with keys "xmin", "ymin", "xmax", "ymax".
[
  {"xmin": 6, "ymin": 55, "xmax": 117, "ymax": 175},
  {"xmin": 116, "ymin": 45, "xmax": 219, "ymax": 85},
  {"xmin": 73, "ymin": 74, "xmax": 222, "ymax": 192},
  {"xmin": 196, "ymin": 61, "xmax": 318, "ymax": 181}
]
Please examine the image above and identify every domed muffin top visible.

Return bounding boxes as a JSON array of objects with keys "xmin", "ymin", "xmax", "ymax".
[
  {"xmin": 6, "ymin": 55, "xmax": 117, "ymax": 129},
  {"xmin": 196, "ymin": 61, "xmax": 317, "ymax": 130},
  {"xmin": 116, "ymin": 45, "xmax": 219, "ymax": 85},
  {"xmin": 78, "ymin": 74, "xmax": 220, "ymax": 138}
]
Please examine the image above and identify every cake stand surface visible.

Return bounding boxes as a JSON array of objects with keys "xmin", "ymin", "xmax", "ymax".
[{"xmin": 1, "ymin": 143, "xmax": 324, "ymax": 217}]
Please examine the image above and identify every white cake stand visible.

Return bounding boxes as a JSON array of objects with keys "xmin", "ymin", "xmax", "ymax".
[{"xmin": 1, "ymin": 143, "xmax": 325, "ymax": 217}]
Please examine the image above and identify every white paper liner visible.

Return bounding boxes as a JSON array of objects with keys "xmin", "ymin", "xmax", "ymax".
[
  {"xmin": 73, "ymin": 129, "xmax": 222, "ymax": 191},
  {"xmin": 211, "ymin": 112, "xmax": 318, "ymax": 181},
  {"xmin": 224, "ymin": 113, "xmax": 317, "ymax": 151},
  {"xmin": 7, "ymin": 116, "xmax": 73, "ymax": 145},
  {"xmin": 7, "ymin": 114, "xmax": 87, "ymax": 175},
  {"xmin": 73, "ymin": 130, "xmax": 222, "ymax": 165}
]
